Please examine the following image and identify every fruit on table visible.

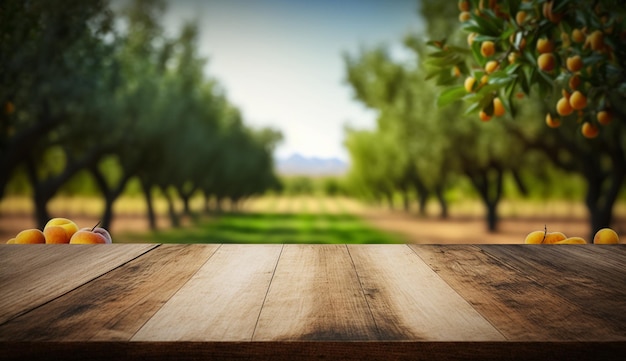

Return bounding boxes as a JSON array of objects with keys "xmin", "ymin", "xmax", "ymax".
[
  {"xmin": 543, "ymin": 231, "xmax": 568, "ymax": 244},
  {"xmin": 555, "ymin": 237, "xmax": 587, "ymax": 244},
  {"xmin": 5, "ymin": 218, "xmax": 113, "ymax": 244},
  {"xmin": 593, "ymin": 228, "xmax": 619, "ymax": 244},
  {"xmin": 69, "ymin": 225, "xmax": 112, "ymax": 244},
  {"xmin": 13, "ymin": 229, "xmax": 46, "ymax": 244},
  {"xmin": 524, "ymin": 230, "xmax": 567, "ymax": 244},
  {"xmin": 43, "ymin": 217, "xmax": 79, "ymax": 244},
  {"xmin": 524, "ymin": 227, "xmax": 620, "ymax": 245},
  {"xmin": 524, "ymin": 230, "xmax": 547, "ymax": 244}
]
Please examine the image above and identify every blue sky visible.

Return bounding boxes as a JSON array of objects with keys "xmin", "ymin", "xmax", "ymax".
[{"xmin": 161, "ymin": 0, "xmax": 425, "ymax": 161}]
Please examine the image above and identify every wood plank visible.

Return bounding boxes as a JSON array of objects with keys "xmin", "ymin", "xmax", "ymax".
[
  {"xmin": 478, "ymin": 245, "xmax": 626, "ymax": 337},
  {"xmin": 2, "ymin": 341, "xmax": 625, "ymax": 361},
  {"xmin": 131, "ymin": 244, "xmax": 283, "ymax": 341},
  {"xmin": 347, "ymin": 244, "xmax": 505, "ymax": 341},
  {"xmin": 0, "ymin": 244, "xmax": 219, "ymax": 341},
  {"xmin": 0, "ymin": 244, "xmax": 157, "ymax": 325},
  {"xmin": 410, "ymin": 245, "xmax": 623, "ymax": 341},
  {"xmin": 252, "ymin": 244, "xmax": 379, "ymax": 341}
]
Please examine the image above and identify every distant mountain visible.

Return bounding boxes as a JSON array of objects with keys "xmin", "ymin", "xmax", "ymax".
[{"xmin": 275, "ymin": 154, "xmax": 349, "ymax": 176}]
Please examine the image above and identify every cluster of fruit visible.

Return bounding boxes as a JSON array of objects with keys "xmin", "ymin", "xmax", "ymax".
[
  {"xmin": 5, "ymin": 218, "xmax": 112, "ymax": 244},
  {"xmin": 457, "ymin": 0, "xmax": 619, "ymax": 137},
  {"xmin": 524, "ymin": 227, "xmax": 620, "ymax": 244}
]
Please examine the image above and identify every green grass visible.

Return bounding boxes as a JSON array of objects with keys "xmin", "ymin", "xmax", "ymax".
[{"xmin": 118, "ymin": 212, "xmax": 404, "ymax": 244}]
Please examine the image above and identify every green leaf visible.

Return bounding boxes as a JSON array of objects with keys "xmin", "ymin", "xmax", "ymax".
[{"xmin": 437, "ymin": 86, "xmax": 467, "ymax": 108}]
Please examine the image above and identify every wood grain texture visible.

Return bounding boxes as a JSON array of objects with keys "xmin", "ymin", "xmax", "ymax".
[
  {"xmin": 2, "ymin": 341, "xmax": 625, "ymax": 361},
  {"xmin": 348, "ymin": 244, "xmax": 505, "ymax": 341},
  {"xmin": 0, "ymin": 244, "xmax": 219, "ymax": 341},
  {"xmin": 0, "ymin": 244, "xmax": 156, "ymax": 325},
  {"xmin": 253, "ymin": 244, "xmax": 379, "ymax": 341},
  {"xmin": 410, "ymin": 245, "xmax": 624, "ymax": 341},
  {"xmin": 478, "ymin": 245, "xmax": 626, "ymax": 339},
  {"xmin": 131, "ymin": 244, "xmax": 283, "ymax": 341}
]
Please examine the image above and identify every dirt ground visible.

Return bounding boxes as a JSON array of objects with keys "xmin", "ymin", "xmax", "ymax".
[{"xmin": 1, "ymin": 196, "xmax": 624, "ymax": 244}]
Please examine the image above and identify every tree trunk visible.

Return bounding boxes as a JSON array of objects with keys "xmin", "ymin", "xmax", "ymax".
[
  {"xmin": 436, "ymin": 186, "xmax": 448, "ymax": 219},
  {"xmin": 162, "ymin": 186, "xmax": 180, "ymax": 228},
  {"xmin": 486, "ymin": 201, "xmax": 498, "ymax": 233},
  {"xmin": 584, "ymin": 160, "xmax": 624, "ymax": 240},
  {"xmin": 140, "ymin": 177, "xmax": 157, "ymax": 230},
  {"xmin": 402, "ymin": 190, "xmax": 410, "ymax": 212},
  {"xmin": 89, "ymin": 164, "xmax": 133, "ymax": 231},
  {"xmin": 466, "ymin": 165, "xmax": 503, "ymax": 233}
]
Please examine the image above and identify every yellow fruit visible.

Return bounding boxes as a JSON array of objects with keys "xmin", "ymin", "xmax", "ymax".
[
  {"xmin": 572, "ymin": 28, "xmax": 586, "ymax": 43},
  {"xmin": 555, "ymin": 237, "xmax": 587, "ymax": 244},
  {"xmin": 464, "ymin": 76, "xmax": 476, "ymax": 92},
  {"xmin": 569, "ymin": 91, "xmax": 587, "ymax": 110},
  {"xmin": 582, "ymin": 122, "xmax": 599, "ymax": 138},
  {"xmin": 516, "ymin": 11, "xmax": 527, "ymax": 25},
  {"xmin": 556, "ymin": 97, "xmax": 573, "ymax": 116},
  {"xmin": 546, "ymin": 113, "xmax": 561, "ymax": 128},
  {"xmin": 524, "ymin": 230, "xmax": 546, "ymax": 244},
  {"xmin": 480, "ymin": 75, "xmax": 489, "ymax": 84},
  {"xmin": 485, "ymin": 60, "xmax": 499, "ymax": 74},
  {"xmin": 459, "ymin": 11, "xmax": 471, "ymax": 22},
  {"xmin": 44, "ymin": 217, "xmax": 79, "ymax": 244},
  {"xmin": 587, "ymin": 30, "xmax": 604, "ymax": 51},
  {"xmin": 597, "ymin": 110, "xmax": 612, "ymax": 125},
  {"xmin": 479, "ymin": 110, "xmax": 492, "ymax": 122},
  {"xmin": 14, "ymin": 229, "xmax": 46, "ymax": 244},
  {"xmin": 481, "ymin": 41, "xmax": 496, "ymax": 57},
  {"xmin": 537, "ymin": 53, "xmax": 555, "ymax": 71},
  {"xmin": 544, "ymin": 232, "xmax": 568, "ymax": 244},
  {"xmin": 536, "ymin": 38, "xmax": 554, "ymax": 54},
  {"xmin": 593, "ymin": 228, "xmax": 620, "ymax": 244},
  {"xmin": 6, "ymin": 238, "xmax": 16, "ymax": 244},
  {"xmin": 493, "ymin": 98, "xmax": 505, "ymax": 116},
  {"xmin": 566, "ymin": 55, "xmax": 583, "ymax": 72},
  {"xmin": 508, "ymin": 52, "xmax": 518, "ymax": 64}
]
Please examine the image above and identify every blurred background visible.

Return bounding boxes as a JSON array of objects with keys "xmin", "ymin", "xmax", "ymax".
[{"xmin": 1, "ymin": 0, "xmax": 624, "ymax": 244}]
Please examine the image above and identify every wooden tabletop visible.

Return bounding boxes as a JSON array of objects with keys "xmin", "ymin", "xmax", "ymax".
[{"xmin": 1, "ymin": 244, "xmax": 625, "ymax": 360}]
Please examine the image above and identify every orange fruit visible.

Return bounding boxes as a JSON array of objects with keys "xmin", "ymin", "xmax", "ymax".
[
  {"xmin": 537, "ymin": 53, "xmax": 555, "ymax": 71},
  {"xmin": 493, "ymin": 98, "xmax": 505, "ymax": 117},
  {"xmin": 569, "ymin": 91, "xmax": 587, "ymax": 110},
  {"xmin": 545, "ymin": 113, "xmax": 561, "ymax": 128},
  {"xmin": 597, "ymin": 110, "xmax": 612, "ymax": 125},
  {"xmin": 566, "ymin": 55, "xmax": 583, "ymax": 72},
  {"xmin": 572, "ymin": 28, "xmax": 586, "ymax": 43},
  {"xmin": 458, "ymin": 0, "xmax": 470, "ymax": 12},
  {"xmin": 481, "ymin": 41, "xmax": 496, "ymax": 57},
  {"xmin": 464, "ymin": 76, "xmax": 476, "ymax": 92},
  {"xmin": 536, "ymin": 38, "xmax": 554, "ymax": 54},
  {"xmin": 485, "ymin": 60, "xmax": 499, "ymax": 74},
  {"xmin": 479, "ymin": 110, "xmax": 492, "ymax": 121},
  {"xmin": 459, "ymin": 11, "xmax": 471, "ymax": 22},
  {"xmin": 556, "ymin": 97, "xmax": 573, "ymax": 116},
  {"xmin": 582, "ymin": 122, "xmax": 599, "ymax": 138}
]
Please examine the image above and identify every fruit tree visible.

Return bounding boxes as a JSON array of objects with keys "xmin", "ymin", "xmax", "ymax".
[
  {"xmin": 426, "ymin": 0, "xmax": 626, "ymax": 236},
  {"xmin": 433, "ymin": 0, "xmax": 625, "ymax": 133}
]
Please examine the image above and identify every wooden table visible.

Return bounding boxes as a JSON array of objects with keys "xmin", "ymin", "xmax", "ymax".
[{"xmin": 1, "ymin": 244, "xmax": 625, "ymax": 360}]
